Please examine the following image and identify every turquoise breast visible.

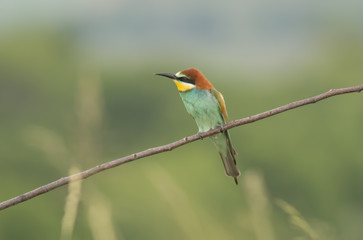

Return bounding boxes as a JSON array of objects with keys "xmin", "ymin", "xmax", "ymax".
[{"xmin": 179, "ymin": 88, "xmax": 224, "ymax": 132}]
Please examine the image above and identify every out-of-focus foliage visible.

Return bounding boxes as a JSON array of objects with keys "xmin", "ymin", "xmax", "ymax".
[{"xmin": 0, "ymin": 1, "xmax": 363, "ymax": 239}]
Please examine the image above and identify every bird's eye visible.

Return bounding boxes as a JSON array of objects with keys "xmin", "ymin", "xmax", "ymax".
[{"xmin": 178, "ymin": 77, "xmax": 193, "ymax": 84}]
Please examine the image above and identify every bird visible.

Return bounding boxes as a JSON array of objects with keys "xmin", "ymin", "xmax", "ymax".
[{"xmin": 155, "ymin": 68, "xmax": 240, "ymax": 184}]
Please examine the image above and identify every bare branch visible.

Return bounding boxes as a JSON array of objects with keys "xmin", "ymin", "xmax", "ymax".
[{"xmin": 1, "ymin": 85, "xmax": 362, "ymax": 211}]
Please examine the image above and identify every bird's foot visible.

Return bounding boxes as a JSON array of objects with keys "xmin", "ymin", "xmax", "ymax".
[
  {"xmin": 218, "ymin": 125, "xmax": 226, "ymax": 133},
  {"xmin": 197, "ymin": 132, "xmax": 204, "ymax": 140}
]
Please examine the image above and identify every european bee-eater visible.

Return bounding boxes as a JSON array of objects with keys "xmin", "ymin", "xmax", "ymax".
[{"xmin": 156, "ymin": 68, "xmax": 240, "ymax": 184}]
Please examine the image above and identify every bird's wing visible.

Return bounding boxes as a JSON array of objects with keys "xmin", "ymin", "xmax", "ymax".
[{"xmin": 210, "ymin": 89, "xmax": 228, "ymax": 123}]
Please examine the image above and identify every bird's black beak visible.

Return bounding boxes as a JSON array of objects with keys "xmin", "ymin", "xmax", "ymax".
[{"xmin": 155, "ymin": 73, "xmax": 176, "ymax": 79}]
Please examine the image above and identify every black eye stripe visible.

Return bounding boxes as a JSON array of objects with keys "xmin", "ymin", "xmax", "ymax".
[{"xmin": 178, "ymin": 77, "xmax": 195, "ymax": 85}]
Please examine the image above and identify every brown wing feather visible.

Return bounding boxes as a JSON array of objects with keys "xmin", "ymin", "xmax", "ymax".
[{"xmin": 210, "ymin": 89, "xmax": 228, "ymax": 123}]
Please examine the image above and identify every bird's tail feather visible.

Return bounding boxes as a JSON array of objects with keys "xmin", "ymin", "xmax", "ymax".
[
  {"xmin": 219, "ymin": 146, "xmax": 240, "ymax": 184},
  {"xmin": 211, "ymin": 131, "xmax": 240, "ymax": 184}
]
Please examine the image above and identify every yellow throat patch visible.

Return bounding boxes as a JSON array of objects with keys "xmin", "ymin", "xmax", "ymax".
[{"xmin": 173, "ymin": 80, "xmax": 195, "ymax": 92}]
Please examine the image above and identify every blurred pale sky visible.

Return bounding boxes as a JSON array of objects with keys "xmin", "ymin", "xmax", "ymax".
[{"xmin": 1, "ymin": 0, "xmax": 363, "ymax": 73}]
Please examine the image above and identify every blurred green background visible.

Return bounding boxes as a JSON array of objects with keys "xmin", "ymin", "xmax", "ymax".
[{"xmin": 0, "ymin": 0, "xmax": 363, "ymax": 239}]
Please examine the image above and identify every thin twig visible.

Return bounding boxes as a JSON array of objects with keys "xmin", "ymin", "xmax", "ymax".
[{"xmin": 1, "ymin": 85, "xmax": 362, "ymax": 211}]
